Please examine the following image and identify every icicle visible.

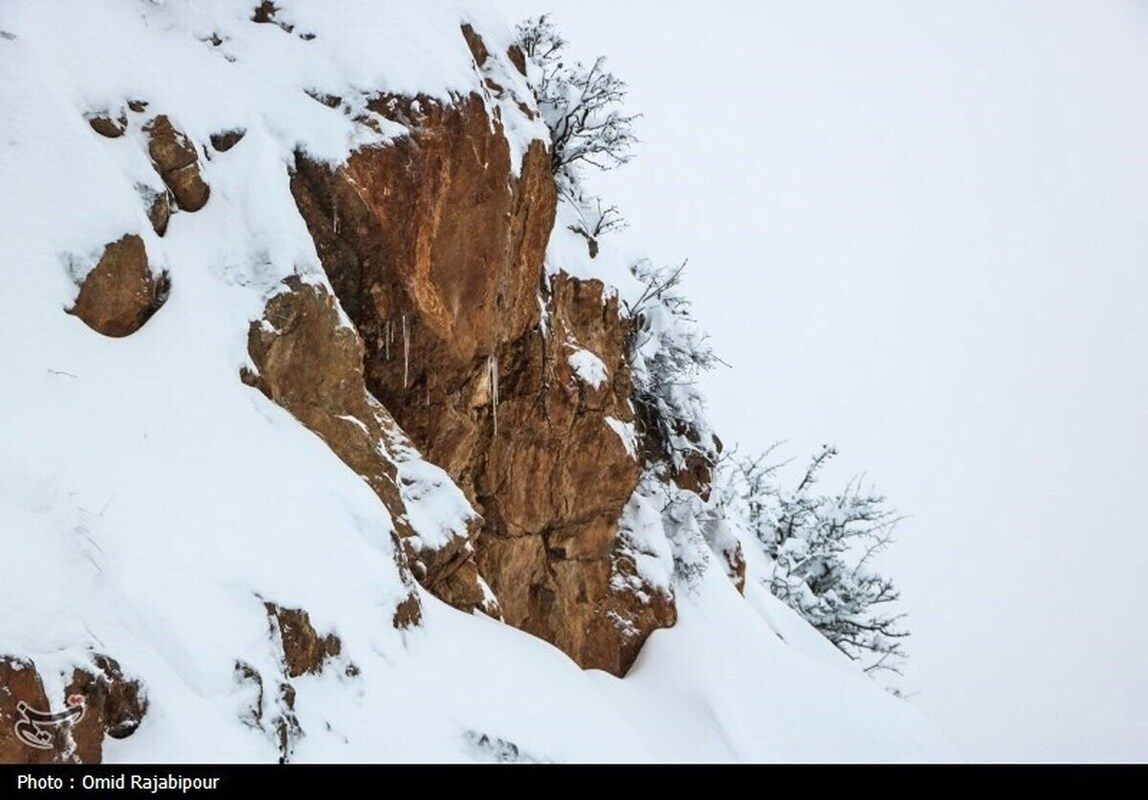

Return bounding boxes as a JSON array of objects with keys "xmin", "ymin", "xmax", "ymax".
[
  {"xmin": 488, "ymin": 354, "xmax": 499, "ymax": 436},
  {"xmin": 332, "ymin": 196, "xmax": 339, "ymax": 235},
  {"xmin": 384, "ymin": 319, "xmax": 391, "ymax": 361},
  {"xmin": 402, "ymin": 314, "xmax": 410, "ymax": 389}
]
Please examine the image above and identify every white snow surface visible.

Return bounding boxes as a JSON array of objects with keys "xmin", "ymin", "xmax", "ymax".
[
  {"xmin": 567, "ymin": 346, "xmax": 609, "ymax": 389},
  {"xmin": 604, "ymin": 416, "xmax": 638, "ymax": 460},
  {"xmin": 0, "ymin": 0, "xmax": 954, "ymax": 762}
]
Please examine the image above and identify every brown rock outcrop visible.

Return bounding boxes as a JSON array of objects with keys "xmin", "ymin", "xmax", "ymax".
[
  {"xmin": 243, "ymin": 278, "xmax": 493, "ymax": 619},
  {"xmin": 0, "ymin": 654, "xmax": 146, "ymax": 764},
  {"xmin": 63, "ymin": 654, "xmax": 148, "ymax": 764},
  {"xmin": 288, "ymin": 40, "xmax": 675, "ymax": 673},
  {"xmin": 143, "ymin": 115, "xmax": 210, "ymax": 212},
  {"xmin": 264, "ymin": 603, "xmax": 341, "ymax": 679},
  {"xmin": 464, "ymin": 275, "xmax": 674, "ymax": 674},
  {"xmin": 146, "ymin": 190, "xmax": 172, "ymax": 237},
  {"xmin": 67, "ymin": 234, "xmax": 169, "ymax": 337},
  {"xmin": 210, "ymin": 129, "xmax": 245, "ymax": 152},
  {"xmin": 86, "ymin": 112, "xmax": 126, "ymax": 138},
  {"xmin": 0, "ymin": 657, "xmax": 55, "ymax": 764}
]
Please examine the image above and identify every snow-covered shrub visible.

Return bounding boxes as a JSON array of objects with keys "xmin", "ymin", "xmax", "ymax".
[
  {"xmin": 516, "ymin": 14, "xmax": 639, "ymax": 198},
  {"xmin": 625, "ymin": 258, "xmax": 720, "ymax": 473},
  {"xmin": 734, "ymin": 446, "xmax": 910, "ymax": 678}
]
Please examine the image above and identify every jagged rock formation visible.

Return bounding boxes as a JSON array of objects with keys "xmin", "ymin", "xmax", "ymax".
[
  {"xmin": 242, "ymin": 278, "xmax": 494, "ymax": 621},
  {"xmin": 287, "ymin": 27, "xmax": 675, "ymax": 674},
  {"xmin": 0, "ymin": 655, "xmax": 147, "ymax": 764},
  {"xmin": 0, "ymin": 1, "xmax": 951, "ymax": 765},
  {"xmin": 264, "ymin": 603, "xmax": 343, "ymax": 679}
]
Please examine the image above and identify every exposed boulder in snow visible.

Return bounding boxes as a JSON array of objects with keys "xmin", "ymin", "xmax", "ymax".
[
  {"xmin": 460, "ymin": 23, "xmax": 490, "ymax": 67},
  {"xmin": 209, "ymin": 128, "xmax": 245, "ymax": 152},
  {"xmin": 63, "ymin": 654, "xmax": 149, "ymax": 763},
  {"xmin": 141, "ymin": 186, "xmax": 172, "ymax": 237},
  {"xmin": 0, "ymin": 653, "xmax": 146, "ymax": 764},
  {"xmin": 264, "ymin": 603, "xmax": 342, "ymax": 679},
  {"xmin": 143, "ymin": 114, "xmax": 210, "ymax": 212},
  {"xmin": 85, "ymin": 110, "xmax": 126, "ymax": 139},
  {"xmin": 67, "ymin": 234, "xmax": 169, "ymax": 338}
]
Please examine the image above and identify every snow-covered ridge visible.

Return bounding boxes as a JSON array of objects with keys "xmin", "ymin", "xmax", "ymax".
[{"xmin": 0, "ymin": 0, "xmax": 953, "ymax": 762}]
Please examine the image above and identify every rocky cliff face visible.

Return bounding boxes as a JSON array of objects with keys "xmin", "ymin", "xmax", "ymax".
[
  {"xmin": 0, "ymin": 10, "xmax": 687, "ymax": 766},
  {"xmin": 0, "ymin": 1, "xmax": 951, "ymax": 765},
  {"xmin": 285, "ymin": 29, "xmax": 676, "ymax": 674}
]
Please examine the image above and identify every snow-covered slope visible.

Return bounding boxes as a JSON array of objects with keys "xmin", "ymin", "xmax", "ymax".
[{"xmin": 0, "ymin": 0, "xmax": 953, "ymax": 762}]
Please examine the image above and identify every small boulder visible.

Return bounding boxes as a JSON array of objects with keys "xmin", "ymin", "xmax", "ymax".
[
  {"xmin": 68, "ymin": 235, "xmax": 169, "ymax": 338},
  {"xmin": 507, "ymin": 45, "xmax": 527, "ymax": 76},
  {"xmin": 86, "ymin": 112, "xmax": 126, "ymax": 138},
  {"xmin": 210, "ymin": 129, "xmax": 245, "ymax": 152},
  {"xmin": 143, "ymin": 115, "xmax": 210, "ymax": 212}
]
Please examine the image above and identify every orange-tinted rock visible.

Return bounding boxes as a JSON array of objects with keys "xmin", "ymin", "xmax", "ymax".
[
  {"xmin": 64, "ymin": 654, "xmax": 148, "ymax": 764},
  {"xmin": 460, "ymin": 23, "xmax": 489, "ymax": 65},
  {"xmin": 264, "ymin": 603, "xmax": 341, "ymax": 678},
  {"xmin": 0, "ymin": 657, "xmax": 56, "ymax": 763},
  {"xmin": 143, "ymin": 115, "xmax": 210, "ymax": 212},
  {"xmin": 392, "ymin": 592, "xmax": 422, "ymax": 629},
  {"xmin": 146, "ymin": 190, "xmax": 172, "ymax": 237},
  {"xmin": 68, "ymin": 235, "xmax": 169, "ymax": 338},
  {"xmin": 464, "ymin": 275, "xmax": 674, "ymax": 674},
  {"xmin": 290, "ymin": 93, "xmax": 555, "ymax": 369},
  {"xmin": 86, "ymin": 112, "xmax": 126, "ymax": 138},
  {"xmin": 290, "ymin": 92, "xmax": 675, "ymax": 674},
  {"xmin": 243, "ymin": 278, "xmax": 492, "ymax": 619},
  {"xmin": 0, "ymin": 654, "xmax": 146, "ymax": 764}
]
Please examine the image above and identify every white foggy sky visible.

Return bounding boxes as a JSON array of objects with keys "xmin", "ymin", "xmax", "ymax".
[{"xmin": 493, "ymin": 0, "xmax": 1148, "ymax": 762}]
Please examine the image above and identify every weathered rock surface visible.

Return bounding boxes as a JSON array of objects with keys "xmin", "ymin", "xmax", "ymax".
[
  {"xmin": 143, "ymin": 115, "xmax": 210, "ymax": 212},
  {"xmin": 287, "ymin": 29, "xmax": 676, "ymax": 674},
  {"xmin": 0, "ymin": 657, "xmax": 55, "ymax": 764},
  {"xmin": 210, "ymin": 129, "xmax": 245, "ymax": 152},
  {"xmin": 243, "ymin": 278, "xmax": 494, "ymax": 621},
  {"xmin": 145, "ymin": 189, "xmax": 172, "ymax": 237},
  {"xmin": 86, "ymin": 112, "xmax": 126, "ymax": 138},
  {"xmin": 0, "ymin": 654, "xmax": 146, "ymax": 764},
  {"xmin": 67, "ymin": 234, "xmax": 169, "ymax": 337},
  {"xmin": 264, "ymin": 603, "xmax": 341, "ymax": 679}
]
